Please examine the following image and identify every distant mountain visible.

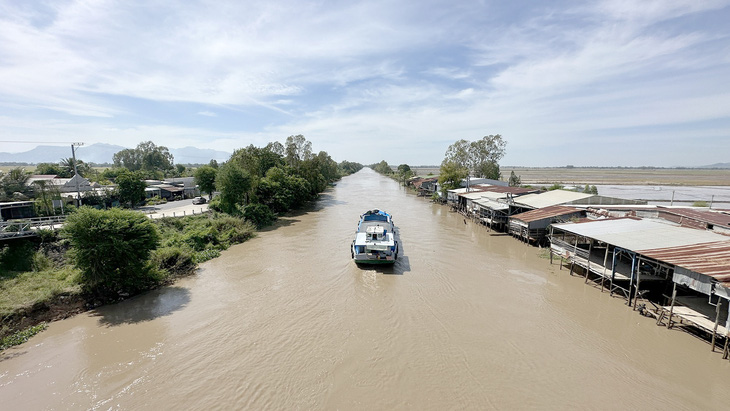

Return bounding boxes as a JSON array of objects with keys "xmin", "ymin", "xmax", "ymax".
[
  {"xmin": 169, "ymin": 146, "xmax": 231, "ymax": 164},
  {"xmin": 698, "ymin": 162, "xmax": 730, "ymax": 169},
  {"xmin": 0, "ymin": 143, "xmax": 230, "ymax": 165}
]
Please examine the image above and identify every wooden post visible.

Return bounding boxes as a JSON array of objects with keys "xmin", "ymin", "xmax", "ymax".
[
  {"xmin": 712, "ymin": 299, "xmax": 722, "ymax": 352},
  {"xmin": 569, "ymin": 235, "xmax": 579, "ymax": 276},
  {"xmin": 585, "ymin": 240, "xmax": 593, "ymax": 284},
  {"xmin": 628, "ymin": 253, "xmax": 637, "ymax": 306},
  {"xmin": 634, "ymin": 264, "xmax": 641, "ymax": 309},
  {"xmin": 667, "ymin": 283, "xmax": 677, "ymax": 329},
  {"xmin": 601, "ymin": 245, "xmax": 609, "ymax": 293},
  {"xmin": 610, "ymin": 248, "xmax": 618, "ymax": 296}
]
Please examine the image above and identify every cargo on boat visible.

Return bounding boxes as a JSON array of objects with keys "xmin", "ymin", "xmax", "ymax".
[{"xmin": 351, "ymin": 209, "xmax": 398, "ymax": 264}]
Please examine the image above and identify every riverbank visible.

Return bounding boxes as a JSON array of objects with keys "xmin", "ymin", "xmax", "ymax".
[{"xmin": 0, "ymin": 212, "xmax": 255, "ymax": 347}]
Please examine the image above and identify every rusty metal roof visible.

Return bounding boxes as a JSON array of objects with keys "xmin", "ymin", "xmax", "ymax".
[
  {"xmin": 657, "ymin": 207, "xmax": 730, "ymax": 227},
  {"xmin": 512, "ymin": 205, "xmax": 582, "ymax": 223},
  {"xmin": 640, "ymin": 241, "xmax": 730, "ymax": 287},
  {"xmin": 551, "ymin": 218, "xmax": 726, "ymax": 251},
  {"xmin": 478, "ymin": 186, "xmax": 538, "ymax": 195}
]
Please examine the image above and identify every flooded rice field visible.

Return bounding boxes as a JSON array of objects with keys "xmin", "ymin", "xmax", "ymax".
[
  {"xmin": 595, "ymin": 185, "xmax": 730, "ymax": 209},
  {"xmin": 2, "ymin": 168, "xmax": 729, "ymax": 409}
]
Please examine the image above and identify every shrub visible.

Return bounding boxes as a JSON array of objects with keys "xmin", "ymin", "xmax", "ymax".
[
  {"xmin": 243, "ymin": 203, "xmax": 275, "ymax": 228},
  {"xmin": 151, "ymin": 246, "xmax": 196, "ymax": 276},
  {"xmin": 0, "ymin": 240, "xmax": 34, "ymax": 273},
  {"xmin": 62, "ymin": 207, "xmax": 161, "ymax": 298}
]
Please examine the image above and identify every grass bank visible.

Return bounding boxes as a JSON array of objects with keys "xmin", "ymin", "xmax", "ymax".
[{"xmin": 0, "ymin": 212, "xmax": 255, "ymax": 349}]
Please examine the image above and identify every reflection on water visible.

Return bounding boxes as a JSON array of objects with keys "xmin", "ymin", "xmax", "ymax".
[{"xmin": 1, "ymin": 168, "xmax": 730, "ymax": 409}]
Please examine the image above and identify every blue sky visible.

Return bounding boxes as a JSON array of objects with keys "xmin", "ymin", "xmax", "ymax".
[{"xmin": 1, "ymin": 0, "xmax": 729, "ymax": 167}]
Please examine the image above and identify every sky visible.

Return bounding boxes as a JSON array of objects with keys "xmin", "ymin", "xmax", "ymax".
[{"xmin": 0, "ymin": 0, "xmax": 729, "ymax": 167}]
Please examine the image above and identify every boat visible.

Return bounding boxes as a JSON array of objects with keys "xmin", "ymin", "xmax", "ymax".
[{"xmin": 351, "ymin": 209, "xmax": 399, "ymax": 264}]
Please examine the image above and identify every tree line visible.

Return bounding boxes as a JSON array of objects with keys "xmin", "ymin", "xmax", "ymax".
[{"xmin": 197, "ymin": 135, "xmax": 361, "ymax": 227}]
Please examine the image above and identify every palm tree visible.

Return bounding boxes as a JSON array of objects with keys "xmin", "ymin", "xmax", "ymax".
[{"xmin": 60, "ymin": 157, "xmax": 91, "ymax": 178}]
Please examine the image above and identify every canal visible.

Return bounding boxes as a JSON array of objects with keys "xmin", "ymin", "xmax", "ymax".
[{"xmin": 1, "ymin": 168, "xmax": 729, "ymax": 409}]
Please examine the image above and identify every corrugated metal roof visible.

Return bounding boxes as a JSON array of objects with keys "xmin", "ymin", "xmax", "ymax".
[
  {"xmin": 658, "ymin": 207, "xmax": 730, "ymax": 227},
  {"xmin": 552, "ymin": 218, "xmax": 727, "ymax": 251},
  {"xmin": 640, "ymin": 241, "xmax": 730, "ymax": 286},
  {"xmin": 473, "ymin": 198, "xmax": 509, "ymax": 210},
  {"xmin": 514, "ymin": 190, "xmax": 594, "ymax": 209},
  {"xmin": 512, "ymin": 205, "xmax": 582, "ymax": 223},
  {"xmin": 459, "ymin": 191, "xmax": 490, "ymax": 199},
  {"xmin": 448, "ymin": 185, "xmax": 493, "ymax": 194},
  {"xmin": 479, "ymin": 186, "xmax": 536, "ymax": 195}
]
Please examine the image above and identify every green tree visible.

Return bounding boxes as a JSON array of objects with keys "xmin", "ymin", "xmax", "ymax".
[
  {"xmin": 0, "ymin": 167, "xmax": 31, "ymax": 201},
  {"xmin": 508, "ymin": 171, "xmax": 522, "ymax": 187},
  {"xmin": 469, "ymin": 135, "xmax": 506, "ymax": 178},
  {"xmin": 62, "ymin": 207, "xmax": 161, "ymax": 298},
  {"xmin": 230, "ymin": 144, "xmax": 284, "ymax": 181},
  {"xmin": 397, "ymin": 164, "xmax": 413, "ymax": 185},
  {"xmin": 113, "ymin": 141, "xmax": 174, "ymax": 173},
  {"xmin": 477, "ymin": 161, "xmax": 501, "ymax": 180},
  {"xmin": 373, "ymin": 160, "xmax": 392, "ymax": 175},
  {"xmin": 34, "ymin": 162, "xmax": 67, "ymax": 177},
  {"xmin": 194, "ymin": 166, "xmax": 217, "ymax": 199},
  {"xmin": 338, "ymin": 161, "xmax": 363, "ymax": 175},
  {"xmin": 285, "ymin": 135, "xmax": 313, "ymax": 168},
  {"xmin": 32, "ymin": 180, "xmax": 60, "ymax": 215},
  {"xmin": 216, "ymin": 163, "xmax": 252, "ymax": 214},
  {"xmin": 116, "ymin": 171, "xmax": 147, "ymax": 207},
  {"xmin": 591, "ymin": 185, "xmax": 599, "ymax": 195},
  {"xmin": 442, "ymin": 135, "xmax": 506, "ymax": 182},
  {"xmin": 438, "ymin": 161, "xmax": 469, "ymax": 194},
  {"xmin": 243, "ymin": 203, "xmax": 276, "ymax": 228},
  {"xmin": 60, "ymin": 157, "xmax": 92, "ymax": 178}
]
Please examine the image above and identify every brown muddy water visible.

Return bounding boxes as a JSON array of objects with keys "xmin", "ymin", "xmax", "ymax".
[{"xmin": 2, "ymin": 168, "xmax": 729, "ymax": 409}]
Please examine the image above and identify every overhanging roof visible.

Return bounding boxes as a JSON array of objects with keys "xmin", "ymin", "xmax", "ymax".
[
  {"xmin": 640, "ymin": 241, "xmax": 730, "ymax": 288},
  {"xmin": 552, "ymin": 218, "xmax": 727, "ymax": 252},
  {"xmin": 512, "ymin": 205, "xmax": 582, "ymax": 223},
  {"xmin": 513, "ymin": 190, "xmax": 594, "ymax": 209}
]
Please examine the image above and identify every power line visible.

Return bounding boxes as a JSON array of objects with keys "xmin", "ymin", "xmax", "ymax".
[{"xmin": 0, "ymin": 140, "xmax": 79, "ymax": 144}]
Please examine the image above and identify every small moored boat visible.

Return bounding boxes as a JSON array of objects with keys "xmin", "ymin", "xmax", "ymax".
[{"xmin": 351, "ymin": 209, "xmax": 398, "ymax": 264}]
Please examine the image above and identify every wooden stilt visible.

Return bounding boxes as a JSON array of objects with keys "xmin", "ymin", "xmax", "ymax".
[
  {"xmin": 609, "ymin": 248, "xmax": 617, "ymax": 296},
  {"xmin": 634, "ymin": 259, "xmax": 642, "ymax": 309},
  {"xmin": 711, "ymin": 300, "xmax": 722, "ymax": 352},
  {"xmin": 601, "ymin": 245, "xmax": 609, "ymax": 293},
  {"xmin": 667, "ymin": 283, "xmax": 677, "ymax": 329},
  {"xmin": 585, "ymin": 240, "xmax": 593, "ymax": 284}
]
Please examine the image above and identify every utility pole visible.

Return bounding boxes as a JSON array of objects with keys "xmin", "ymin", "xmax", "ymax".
[
  {"xmin": 670, "ymin": 190, "xmax": 675, "ymax": 206},
  {"xmin": 710, "ymin": 195, "xmax": 714, "ymax": 209},
  {"xmin": 71, "ymin": 142, "xmax": 84, "ymax": 206}
]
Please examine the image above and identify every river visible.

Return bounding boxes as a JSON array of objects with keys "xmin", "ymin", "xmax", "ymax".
[{"xmin": 2, "ymin": 168, "xmax": 729, "ymax": 409}]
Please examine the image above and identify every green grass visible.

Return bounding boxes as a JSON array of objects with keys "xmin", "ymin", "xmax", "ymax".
[
  {"xmin": 0, "ymin": 267, "xmax": 81, "ymax": 318},
  {"xmin": 154, "ymin": 213, "xmax": 256, "ymax": 267}
]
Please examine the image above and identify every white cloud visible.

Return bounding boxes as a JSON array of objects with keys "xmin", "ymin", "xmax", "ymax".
[{"xmin": 1, "ymin": 0, "xmax": 729, "ymax": 166}]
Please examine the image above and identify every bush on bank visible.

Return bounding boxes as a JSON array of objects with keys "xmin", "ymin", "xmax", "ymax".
[{"xmin": 0, "ymin": 210, "xmax": 256, "ymax": 346}]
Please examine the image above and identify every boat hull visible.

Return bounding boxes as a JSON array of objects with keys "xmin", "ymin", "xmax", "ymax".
[{"xmin": 353, "ymin": 254, "xmax": 396, "ymax": 264}]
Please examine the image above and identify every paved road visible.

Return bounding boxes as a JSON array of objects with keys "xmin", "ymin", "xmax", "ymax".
[{"xmin": 136, "ymin": 199, "xmax": 210, "ymax": 219}]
